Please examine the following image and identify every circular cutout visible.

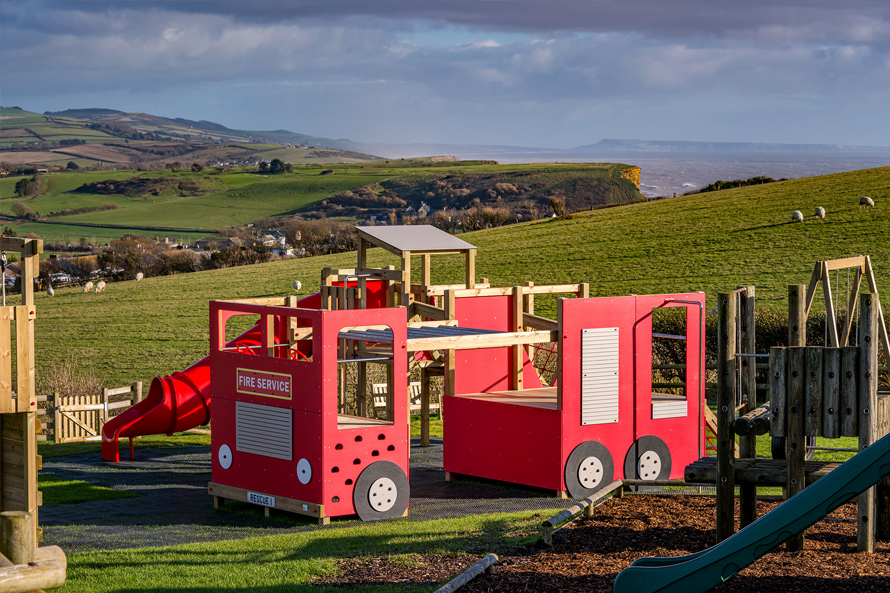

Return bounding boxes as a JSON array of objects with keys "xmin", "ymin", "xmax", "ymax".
[
  {"xmin": 297, "ymin": 458, "xmax": 312, "ymax": 484},
  {"xmin": 218, "ymin": 444, "xmax": 232, "ymax": 469},
  {"xmin": 352, "ymin": 461, "xmax": 410, "ymax": 521},
  {"xmin": 564, "ymin": 441, "xmax": 614, "ymax": 499},
  {"xmin": 623, "ymin": 435, "xmax": 671, "ymax": 481}
]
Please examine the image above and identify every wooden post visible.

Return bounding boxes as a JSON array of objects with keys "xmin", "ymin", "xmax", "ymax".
[
  {"xmin": 769, "ymin": 348, "xmax": 787, "ymax": 439},
  {"xmin": 786, "ymin": 346, "xmax": 807, "ymax": 551},
  {"xmin": 839, "ymin": 347, "xmax": 860, "ymax": 437},
  {"xmin": 716, "ymin": 292, "xmax": 736, "ymax": 542},
  {"xmin": 858, "ymin": 292, "xmax": 879, "ymax": 552},
  {"xmin": 420, "ymin": 254, "xmax": 431, "ymax": 303},
  {"xmin": 444, "ymin": 290, "xmax": 456, "ymax": 399},
  {"xmin": 822, "ymin": 261, "xmax": 840, "ymax": 347},
  {"xmin": 52, "ymin": 392, "xmax": 61, "ymax": 444},
  {"xmin": 788, "ymin": 285, "xmax": 807, "ymax": 348},
  {"xmin": 465, "ymin": 249, "xmax": 475, "ymax": 289},
  {"xmin": 524, "ymin": 282, "xmax": 535, "ymax": 360},
  {"xmin": 0, "ymin": 511, "xmax": 33, "ymax": 565},
  {"xmin": 401, "ymin": 251, "xmax": 411, "ymax": 306},
  {"xmin": 822, "ymin": 348, "xmax": 841, "ymax": 438},
  {"xmin": 420, "ymin": 366, "xmax": 431, "ymax": 447},
  {"xmin": 738, "ymin": 286, "xmax": 758, "ymax": 527},
  {"xmin": 804, "ymin": 347, "xmax": 823, "ymax": 437},
  {"xmin": 511, "ymin": 286, "xmax": 524, "ymax": 391}
]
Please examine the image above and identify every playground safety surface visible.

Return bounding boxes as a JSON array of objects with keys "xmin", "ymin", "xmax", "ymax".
[
  {"xmin": 455, "ymin": 495, "xmax": 890, "ymax": 593},
  {"xmin": 39, "ymin": 437, "xmax": 577, "ymax": 552}
]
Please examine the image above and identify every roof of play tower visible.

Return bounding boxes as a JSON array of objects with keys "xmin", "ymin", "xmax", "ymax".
[{"xmin": 355, "ymin": 225, "xmax": 476, "ymax": 254}]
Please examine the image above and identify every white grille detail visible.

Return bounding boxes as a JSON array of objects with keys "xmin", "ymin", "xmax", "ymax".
[
  {"xmin": 581, "ymin": 327, "xmax": 620, "ymax": 425},
  {"xmin": 236, "ymin": 401, "xmax": 293, "ymax": 460}
]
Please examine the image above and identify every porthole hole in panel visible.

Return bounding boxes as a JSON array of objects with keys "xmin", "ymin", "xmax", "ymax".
[
  {"xmin": 387, "ymin": 445, "xmax": 395, "ymax": 451},
  {"xmin": 345, "ymin": 479, "xmax": 353, "ymax": 485},
  {"xmin": 331, "ymin": 466, "xmax": 339, "ymax": 473}
]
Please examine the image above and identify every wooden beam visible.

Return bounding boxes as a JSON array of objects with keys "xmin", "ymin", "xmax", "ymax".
[
  {"xmin": 523, "ymin": 312, "xmax": 558, "ymax": 331},
  {"xmin": 444, "ymin": 290, "xmax": 456, "ymax": 398},
  {"xmin": 804, "ymin": 263, "xmax": 822, "ymax": 317},
  {"xmin": 401, "ymin": 250, "xmax": 411, "ymax": 307},
  {"xmin": 407, "ymin": 330, "xmax": 556, "ymax": 352},
  {"xmin": 840, "ymin": 268, "xmax": 863, "ymax": 347},
  {"xmin": 511, "ymin": 286, "xmax": 523, "ymax": 391},
  {"xmin": 822, "ymin": 261, "xmax": 840, "ymax": 347},
  {"xmin": 411, "ymin": 301, "xmax": 446, "ymax": 321},
  {"xmin": 786, "ymin": 346, "xmax": 807, "ymax": 551},
  {"xmin": 863, "ymin": 256, "xmax": 890, "ymax": 359}
]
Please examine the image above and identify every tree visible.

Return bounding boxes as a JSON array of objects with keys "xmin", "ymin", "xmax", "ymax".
[
  {"xmin": 66, "ymin": 161, "xmax": 79, "ymax": 170},
  {"xmin": 14, "ymin": 178, "xmax": 36, "ymax": 198},
  {"xmin": 258, "ymin": 161, "xmax": 270, "ymax": 173},
  {"xmin": 11, "ymin": 201, "xmax": 32, "ymax": 218},
  {"xmin": 269, "ymin": 158, "xmax": 287, "ymax": 174},
  {"xmin": 191, "ymin": 163, "xmax": 203, "ymax": 172}
]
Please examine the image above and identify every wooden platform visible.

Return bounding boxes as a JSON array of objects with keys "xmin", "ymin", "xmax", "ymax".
[
  {"xmin": 454, "ymin": 387, "xmax": 558, "ymax": 410},
  {"xmin": 208, "ymin": 482, "xmax": 328, "ymax": 524},
  {"xmin": 338, "ymin": 324, "xmax": 556, "ymax": 352},
  {"xmin": 685, "ymin": 456, "xmax": 841, "ymax": 487},
  {"xmin": 337, "ymin": 414, "xmax": 392, "ymax": 430}
]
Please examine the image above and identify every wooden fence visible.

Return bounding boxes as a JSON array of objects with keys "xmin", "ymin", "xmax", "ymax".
[{"xmin": 37, "ymin": 382, "xmax": 143, "ymax": 443}]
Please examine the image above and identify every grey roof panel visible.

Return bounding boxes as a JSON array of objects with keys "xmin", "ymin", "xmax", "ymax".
[{"xmin": 356, "ymin": 225, "xmax": 476, "ymax": 252}]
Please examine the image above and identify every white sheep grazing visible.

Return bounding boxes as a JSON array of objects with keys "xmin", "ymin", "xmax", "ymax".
[
  {"xmin": 860, "ymin": 196, "xmax": 875, "ymax": 207},
  {"xmin": 46, "ymin": 283, "xmax": 54, "ymax": 297},
  {"xmin": 83, "ymin": 281, "xmax": 94, "ymax": 292},
  {"xmin": 791, "ymin": 210, "xmax": 804, "ymax": 222},
  {"xmin": 293, "ymin": 280, "xmax": 302, "ymax": 292},
  {"xmin": 135, "ymin": 272, "xmax": 144, "ymax": 281},
  {"xmin": 815, "ymin": 206, "xmax": 826, "ymax": 219},
  {"xmin": 95, "ymin": 281, "xmax": 106, "ymax": 293}
]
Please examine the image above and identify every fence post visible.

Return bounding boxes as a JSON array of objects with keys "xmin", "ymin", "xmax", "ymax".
[
  {"xmin": 101, "ymin": 387, "xmax": 109, "ymax": 428},
  {"xmin": 52, "ymin": 391, "xmax": 61, "ymax": 444},
  {"xmin": 0, "ymin": 510, "xmax": 33, "ymax": 565},
  {"xmin": 132, "ymin": 381, "xmax": 143, "ymax": 405}
]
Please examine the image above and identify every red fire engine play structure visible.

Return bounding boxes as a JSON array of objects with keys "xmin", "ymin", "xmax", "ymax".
[{"xmin": 102, "ymin": 226, "xmax": 706, "ymax": 523}]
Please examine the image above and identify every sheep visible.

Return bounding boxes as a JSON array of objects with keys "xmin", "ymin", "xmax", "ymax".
[
  {"xmin": 135, "ymin": 272, "xmax": 144, "ymax": 281},
  {"xmin": 83, "ymin": 281, "xmax": 94, "ymax": 292},
  {"xmin": 815, "ymin": 206, "xmax": 826, "ymax": 219},
  {"xmin": 860, "ymin": 196, "xmax": 875, "ymax": 207},
  {"xmin": 46, "ymin": 282, "xmax": 54, "ymax": 297},
  {"xmin": 293, "ymin": 280, "xmax": 302, "ymax": 292},
  {"xmin": 791, "ymin": 210, "xmax": 804, "ymax": 222},
  {"xmin": 95, "ymin": 281, "xmax": 106, "ymax": 293}
]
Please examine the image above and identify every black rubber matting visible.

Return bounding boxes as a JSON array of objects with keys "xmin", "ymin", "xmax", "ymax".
[{"xmin": 40, "ymin": 437, "xmax": 578, "ymax": 552}]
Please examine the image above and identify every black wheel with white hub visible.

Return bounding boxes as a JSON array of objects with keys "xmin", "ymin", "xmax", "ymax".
[
  {"xmin": 353, "ymin": 461, "xmax": 410, "ymax": 521},
  {"xmin": 564, "ymin": 441, "xmax": 615, "ymax": 499},
  {"xmin": 624, "ymin": 435, "xmax": 672, "ymax": 481}
]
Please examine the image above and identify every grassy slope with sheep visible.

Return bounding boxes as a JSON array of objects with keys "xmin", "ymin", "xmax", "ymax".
[{"xmin": 31, "ymin": 165, "xmax": 890, "ymax": 389}]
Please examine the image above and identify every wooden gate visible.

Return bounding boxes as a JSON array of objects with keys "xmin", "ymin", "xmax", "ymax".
[{"xmin": 45, "ymin": 383, "xmax": 142, "ymax": 443}]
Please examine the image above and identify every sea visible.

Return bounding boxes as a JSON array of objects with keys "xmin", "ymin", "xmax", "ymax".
[{"xmin": 445, "ymin": 151, "xmax": 890, "ymax": 198}]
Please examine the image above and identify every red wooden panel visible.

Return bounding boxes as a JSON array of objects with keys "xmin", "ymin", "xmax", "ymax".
[
  {"xmin": 443, "ymin": 395, "xmax": 562, "ymax": 490},
  {"xmin": 632, "ymin": 293, "xmax": 706, "ymax": 478}
]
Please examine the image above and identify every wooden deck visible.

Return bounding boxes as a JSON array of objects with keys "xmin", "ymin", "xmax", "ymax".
[
  {"xmin": 454, "ymin": 387, "xmax": 559, "ymax": 410},
  {"xmin": 685, "ymin": 456, "xmax": 841, "ymax": 487},
  {"xmin": 337, "ymin": 414, "xmax": 392, "ymax": 430}
]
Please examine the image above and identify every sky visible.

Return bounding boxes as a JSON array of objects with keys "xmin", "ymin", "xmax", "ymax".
[{"xmin": 2, "ymin": 1, "xmax": 890, "ymax": 148}]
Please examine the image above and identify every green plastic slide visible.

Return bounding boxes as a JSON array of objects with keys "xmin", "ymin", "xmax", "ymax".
[{"xmin": 613, "ymin": 431, "xmax": 890, "ymax": 593}]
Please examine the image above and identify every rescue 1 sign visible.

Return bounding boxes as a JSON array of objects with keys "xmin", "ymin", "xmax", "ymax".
[{"xmin": 236, "ymin": 368, "xmax": 292, "ymax": 400}]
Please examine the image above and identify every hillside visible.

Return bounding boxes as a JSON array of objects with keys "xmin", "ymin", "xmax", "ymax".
[
  {"xmin": 0, "ymin": 162, "xmax": 644, "ymax": 240},
  {"xmin": 30, "ymin": 165, "xmax": 889, "ymax": 388},
  {"xmin": 0, "ymin": 107, "xmax": 380, "ymax": 169}
]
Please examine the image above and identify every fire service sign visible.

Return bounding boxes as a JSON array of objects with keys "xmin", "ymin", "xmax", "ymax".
[{"xmin": 236, "ymin": 368, "xmax": 292, "ymax": 400}]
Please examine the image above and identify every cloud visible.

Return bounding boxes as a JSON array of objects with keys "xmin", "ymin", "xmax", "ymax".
[{"xmin": 2, "ymin": 1, "xmax": 889, "ymax": 146}]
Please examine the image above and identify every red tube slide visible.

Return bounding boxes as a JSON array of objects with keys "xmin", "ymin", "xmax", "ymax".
[{"xmin": 101, "ymin": 292, "xmax": 322, "ymax": 462}]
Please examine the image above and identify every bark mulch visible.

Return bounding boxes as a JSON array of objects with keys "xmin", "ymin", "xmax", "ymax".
[
  {"xmin": 462, "ymin": 495, "xmax": 890, "ymax": 593},
  {"xmin": 317, "ymin": 494, "xmax": 890, "ymax": 592}
]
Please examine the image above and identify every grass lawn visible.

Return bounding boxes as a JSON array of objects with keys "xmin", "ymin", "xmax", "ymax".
[
  {"xmin": 38, "ymin": 475, "xmax": 140, "ymax": 505},
  {"xmin": 62, "ymin": 509, "xmax": 554, "ymax": 593}
]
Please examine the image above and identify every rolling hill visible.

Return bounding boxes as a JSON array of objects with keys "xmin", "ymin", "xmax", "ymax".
[
  {"xmin": 30, "ymin": 165, "xmax": 890, "ymax": 388},
  {"xmin": 0, "ymin": 106, "xmax": 380, "ymax": 169}
]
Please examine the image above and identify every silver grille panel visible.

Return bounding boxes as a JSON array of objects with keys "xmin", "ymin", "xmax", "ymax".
[
  {"xmin": 236, "ymin": 401, "xmax": 293, "ymax": 460},
  {"xmin": 581, "ymin": 327, "xmax": 620, "ymax": 425}
]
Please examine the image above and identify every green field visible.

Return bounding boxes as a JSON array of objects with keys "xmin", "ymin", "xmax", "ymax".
[{"xmin": 29, "ymin": 165, "xmax": 890, "ymax": 389}]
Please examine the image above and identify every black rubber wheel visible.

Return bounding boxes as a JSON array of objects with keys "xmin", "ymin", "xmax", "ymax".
[
  {"xmin": 353, "ymin": 461, "xmax": 410, "ymax": 521},
  {"xmin": 771, "ymin": 436, "xmax": 816, "ymax": 461},
  {"xmin": 564, "ymin": 441, "xmax": 615, "ymax": 499},
  {"xmin": 623, "ymin": 435, "xmax": 672, "ymax": 481}
]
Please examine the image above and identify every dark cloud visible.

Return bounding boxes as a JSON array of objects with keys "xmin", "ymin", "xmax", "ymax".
[{"xmin": 2, "ymin": 1, "xmax": 889, "ymax": 146}]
